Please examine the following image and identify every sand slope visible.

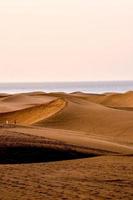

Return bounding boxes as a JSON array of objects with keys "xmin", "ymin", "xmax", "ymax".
[
  {"xmin": 0, "ymin": 98, "xmax": 66, "ymax": 125},
  {"xmin": 0, "ymin": 93, "xmax": 56, "ymax": 113},
  {"xmin": 0, "ymin": 156, "xmax": 132, "ymax": 200},
  {"xmin": 0, "ymin": 92, "xmax": 133, "ymax": 142},
  {"xmin": 36, "ymin": 94, "xmax": 133, "ymax": 143},
  {"xmin": 0, "ymin": 91, "xmax": 133, "ymax": 200},
  {"xmin": 72, "ymin": 91, "xmax": 133, "ymax": 108}
]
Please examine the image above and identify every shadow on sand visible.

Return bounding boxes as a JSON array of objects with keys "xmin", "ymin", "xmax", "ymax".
[{"xmin": 0, "ymin": 146, "xmax": 98, "ymax": 164}]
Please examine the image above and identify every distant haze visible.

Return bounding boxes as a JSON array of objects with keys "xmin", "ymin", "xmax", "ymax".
[{"xmin": 0, "ymin": 0, "xmax": 133, "ymax": 82}]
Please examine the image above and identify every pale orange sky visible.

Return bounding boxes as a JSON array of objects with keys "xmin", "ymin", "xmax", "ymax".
[{"xmin": 0, "ymin": 0, "xmax": 133, "ymax": 82}]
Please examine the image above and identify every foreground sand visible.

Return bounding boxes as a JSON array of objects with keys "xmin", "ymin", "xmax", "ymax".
[
  {"xmin": 0, "ymin": 156, "xmax": 132, "ymax": 200},
  {"xmin": 0, "ymin": 91, "xmax": 133, "ymax": 199}
]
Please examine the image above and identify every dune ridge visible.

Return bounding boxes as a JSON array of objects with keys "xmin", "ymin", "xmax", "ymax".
[
  {"xmin": 0, "ymin": 98, "xmax": 66, "ymax": 125},
  {"xmin": 35, "ymin": 94, "xmax": 133, "ymax": 143},
  {"xmin": 71, "ymin": 91, "xmax": 133, "ymax": 107},
  {"xmin": 0, "ymin": 92, "xmax": 133, "ymax": 143}
]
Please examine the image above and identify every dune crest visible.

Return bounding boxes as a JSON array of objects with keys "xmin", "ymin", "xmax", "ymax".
[
  {"xmin": 71, "ymin": 91, "xmax": 133, "ymax": 108},
  {"xmin": 0, "ymin": 98, "xmax": 66, "ymax": 125}
]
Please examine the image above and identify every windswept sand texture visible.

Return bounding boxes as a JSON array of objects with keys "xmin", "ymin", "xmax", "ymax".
[{"xmin": 0, "ymin": 91, "xmax": 133, "ymax": 200}]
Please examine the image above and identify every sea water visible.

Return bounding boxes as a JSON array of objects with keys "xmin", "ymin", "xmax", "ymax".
[{"xmin": 0, "ymin": 81, "xmax": 133, "ymax": 94}]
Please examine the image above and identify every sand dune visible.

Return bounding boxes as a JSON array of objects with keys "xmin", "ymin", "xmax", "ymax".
[
  {"xmin": 0, "ymin": 93, "xmax": 10, "ymax": 98},
  {"xmin": 71, "ymin": 92, "xmax": 110, "ymax": 104},
  {"xmin": 0, "ymin": 93, "xmax": 56, "ymax": 112},
  {"xmin": 36, "ymin": 94, "xmax": 133, "ymax": 144},
  {"xmin": 0, "ymin": 98, "xmax": 66, "ymax": 125},
  {"xmin": 72, "ymin": 91, "xmax": 133, "ymax": 108},
  {"xmin": 0, "ymin": 91, "xmax": 133, "ymax": 200},
  {"xmin": 8, "ymin": 126, "xmax": 132, "ymax": 155},
  {"xmin": 102, "ymin": 91, "xmax": 133, "ymax": 106},
  {"xmin": 0, "ymin": 129, "xmax": 95, "ymax": 164},
  {"xmin": 0, "ymin": 92, "xmax": 133, "ymax": 142},
  {"xmin": 0, "ymin": 92, "xmax": 54, "ymax": 103}
]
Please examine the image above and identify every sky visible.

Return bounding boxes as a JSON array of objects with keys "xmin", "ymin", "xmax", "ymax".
[{"xmin": 0, "ymin": 0, "xmax": 133, "ymax": 82}]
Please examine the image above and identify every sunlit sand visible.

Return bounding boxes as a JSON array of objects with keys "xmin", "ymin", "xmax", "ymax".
[{"xmin": 0, "ymin": 91, "xmax": 132, "ymax": 199}]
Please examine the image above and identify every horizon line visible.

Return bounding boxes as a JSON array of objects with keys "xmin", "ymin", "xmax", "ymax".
[{"xmin": 0, "ymin": 80, "xmax": 133, "ymax": 84}]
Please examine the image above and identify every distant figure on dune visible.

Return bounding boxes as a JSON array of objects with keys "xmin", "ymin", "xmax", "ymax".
[
  {"xmin": 5, "ymin": 120, "xmax": 9, "ymax": 127},
  {"xmin": 13, "ymin": 120, "xmax": 17, "ymax": 127}
]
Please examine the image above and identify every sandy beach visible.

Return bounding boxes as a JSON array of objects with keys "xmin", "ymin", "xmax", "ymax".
[{"xmin": 0, "ymin": 91, "xmax": 133, "ymax": 199}]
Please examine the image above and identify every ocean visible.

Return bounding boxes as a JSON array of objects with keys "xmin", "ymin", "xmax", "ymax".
[{"xmin": 0, "ymin": 81, "xmax": 133, "ymax": 94}]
